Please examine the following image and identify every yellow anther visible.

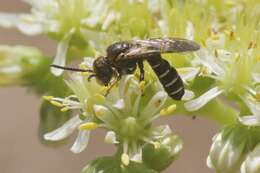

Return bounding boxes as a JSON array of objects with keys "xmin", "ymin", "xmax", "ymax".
[
  {"xmin": 160, "ymin": 104, "xmax": 177, "ymax": 116},
  {"xmin": 94, "ymin": 93, "xmax": 105, "ymax": 103},
  {"xmin": 153, "ymin": 142, "xmax": 161, "ymax": 149},
  {"xmin": 121, "ymin": 153, "xmax": 130, "ymax": 166},
  {"xmin": 50, "ymin": 101, "xmax": 63, "ymax": 107},
  {"xmin": 138, "ymin": 81, "xmax": 146, "ymax": 92},
  {"xmin": 79, "ymin": 122, "xmax": 98, "ymax": 131},
  {"xmin": 257, "ymin": 56, "xmax": 260, "ymax": 61},
  {"xmin": 43, "ymin": 96, "xmax": 54, "ymax": 101},
  {"xmin": 61, "ymin": 107, "xmax": 69, "ymax": 112}
]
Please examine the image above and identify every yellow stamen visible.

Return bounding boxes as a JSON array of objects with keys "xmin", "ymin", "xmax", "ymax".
[
  {"xmin": 50, "ymin": 101, "xmax": 63, "ymax": 107},
  {"xmin": 153, "ymin": 142, "xmax": 161, "ymax": 149},
  {"xmin": 160, "ymin": 104, "xmax": 177, "ymax": 116},
  {"xmin": 79, "ymin": 122, "xmax": 98, "ymax": 131},
  {"xmin": 61, "ymin": 107, "xmax": 69, "ymax": 112},
  {"xmin": 256, "ymin": 56, "xmax": 260, "ymax": 61},
  {"xmin": 121, "ymin": 153, "xmax": 130, "ymax": 166},
  {"xmin": 43, "ymin": 96, "xmax": 54, "ymax": 101}
]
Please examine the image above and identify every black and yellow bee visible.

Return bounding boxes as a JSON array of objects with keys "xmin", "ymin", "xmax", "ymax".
[{"xmin": 52, "ymin": 37, "xmax": 200, "ymax": 100}]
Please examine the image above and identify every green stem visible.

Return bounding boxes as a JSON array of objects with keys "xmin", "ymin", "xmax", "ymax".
[{"xmin": 175, "ymin": 99, "xmax": 238, "ymax": 126}]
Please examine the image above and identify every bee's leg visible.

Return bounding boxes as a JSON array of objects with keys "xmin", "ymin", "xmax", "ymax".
[
  {"xmin": 87, "ymin": 74, "xmax": 96, "ymax": 82},
  {"xmin": 138, "ymin": 61, "xmax": 145, "ymax": 82},
  {"xmin": 104, "ymin": 70, "xmax": 121, "ymax": 96}
]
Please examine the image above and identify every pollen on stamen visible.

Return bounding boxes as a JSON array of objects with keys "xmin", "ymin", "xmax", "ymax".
[
  {"xmin": 79, "ymin": 122, "xmax": 98, "ymax": 131},
  {"xmin": 160, "ymin": 104, "xmax": 177, "ymax": 116}
]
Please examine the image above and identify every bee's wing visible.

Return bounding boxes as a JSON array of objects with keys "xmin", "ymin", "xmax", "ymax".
[{"xmin": 123, "ymin": 37, "xmax": 200, "ymax": 59}]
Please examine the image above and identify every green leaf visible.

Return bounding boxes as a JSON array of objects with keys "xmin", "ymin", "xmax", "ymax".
[
  {"xmin": 38, "ymin": 101, "xmax": 71, "ymax": 146},
  {"xmin": 81, "ymin": 156, "xmax": 158, "ymax": 173}
]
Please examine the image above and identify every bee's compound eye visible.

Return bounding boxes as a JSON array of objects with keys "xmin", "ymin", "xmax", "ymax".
[{"xmin": 94, "ymin": 57, "xmax": 113, "ymax": 86}]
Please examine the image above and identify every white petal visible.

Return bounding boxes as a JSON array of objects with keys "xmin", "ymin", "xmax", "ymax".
[
  {"xmin": 44, "ymin": 116, "xmax": 82, "ymax": 141},
  {"xmin": 184, "ymin": 87, "xmax": 224, "ymax": 111},
  {"xmin": 101, "ymin": 11, "xmax": 120, "ymax": 30},
  {"xmin": 0, "ymin": 13, "xmax": 19, "ymax": 28},
  {"xmin": 195, "ymin": 49, "xmax": 225, "ymax": 76},
  {"xmin": 179, "ymin": 67, "xmax": 200, "ymax": 83},
  {"xmin": 152, "ymin": 125, "xmax": 172, "ymax": 139},
  {"xmin": 130, "ymin": 148, "xmax": 142, "ymax": 163},
  {"xmin": 239, "ymin": 116, "xmax": 260, "ymax": 126},
  {"xmin": 0, "ymin": 13, "xmax": 43, "ymax": 35},
  {"xmin": 245, "ymin": 99, "xmax": 260, "ymax": 116},
  {"xmin": 70, "ymin": 130, "xmax": 90, "ymax": 154},
  {"xmin": 206, "ymin": 33, "xmax": 225, "ymax": 49},
  {"xmin": 51, "ymin": 28, "xmax": 75, "ymax": 76},
  {"xmin": 104, "ymin": 131, "xmax": 119, "ymax": 144},
  {"xmin": 185, "ymin": 21, "xmax": 194, "ymax": 40},
  {"xmin": 141, "ymin": 91, "xmax": 168, "ymax": 117},
  {"xmin": 119, "ymin": 75, "xmax": 134, "ymax": 98},
  {"xmin": 181, "ymin": 90, "xmax": 195, "ymax": 101}
]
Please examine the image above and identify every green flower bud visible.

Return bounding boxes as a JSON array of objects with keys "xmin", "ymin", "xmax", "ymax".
[
  {"xmin": 142, "ymin": 132, "xmax": 183, "ymax": 171},
  {"xmin": 241, "ymin": 144, "xmax": 260, "ymax": 173},
  {"xmin": 207, "ymin": 125, "xmax": 248, "ymax": 173},
  {"xmin": 81, "ymin": 156, "xmax": 158, "ymax": 173}
]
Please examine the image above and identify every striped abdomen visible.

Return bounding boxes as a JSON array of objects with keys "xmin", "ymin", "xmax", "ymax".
[{"xmin": 147, "ymin": 54, "xmax": 184, "ymax": 100}]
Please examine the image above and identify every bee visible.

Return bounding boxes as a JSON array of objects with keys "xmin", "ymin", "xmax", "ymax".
[{"xmin": 52, "ymin": 37, "xmax": 200, "ymax": 100}]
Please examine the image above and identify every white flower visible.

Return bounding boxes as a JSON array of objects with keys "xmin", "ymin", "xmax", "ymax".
[
  {"xmin": 0, "ymin": 0, "xmax": 119, "ymax": 75},
  {"xmin": 185, "ymin": 30, "xmax": 256, "ymax": 111},
  {"xmin": 43, "ymin": 58, "xmax": 102, "ymax": 153},
  {"xmin": 241, "ymin": 144, "xmax": 260, "ymax": 173}
]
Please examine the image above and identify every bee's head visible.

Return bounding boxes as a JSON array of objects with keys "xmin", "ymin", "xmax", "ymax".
[{"xmin": 93, "ymin": 56, "xmax": 113, "ymax": 86}]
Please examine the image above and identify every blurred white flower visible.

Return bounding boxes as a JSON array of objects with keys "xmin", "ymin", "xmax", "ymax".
[{"xmin": 241, "ymin": 144, "xmax": 260, "ymax": 173}]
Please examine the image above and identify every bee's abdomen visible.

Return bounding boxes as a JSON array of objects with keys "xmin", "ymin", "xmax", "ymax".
[{"xmin": 147, "ymin": 54, "xmax": 184, "ymax": 100}]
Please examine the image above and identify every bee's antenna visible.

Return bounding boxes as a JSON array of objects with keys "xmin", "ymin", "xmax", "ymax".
[{"xmin": 51, "ymin": 64, "xmax": 94, "ymax": 73}]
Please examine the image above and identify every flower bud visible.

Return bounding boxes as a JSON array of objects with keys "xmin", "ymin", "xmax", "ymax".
[
  {"xmin": 207, "ymin": 125, "xmax": 248, "ymax": 173},
  {"xmin": 241, "ymin": 144, "xmax": 260, "ymax": 173}
]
